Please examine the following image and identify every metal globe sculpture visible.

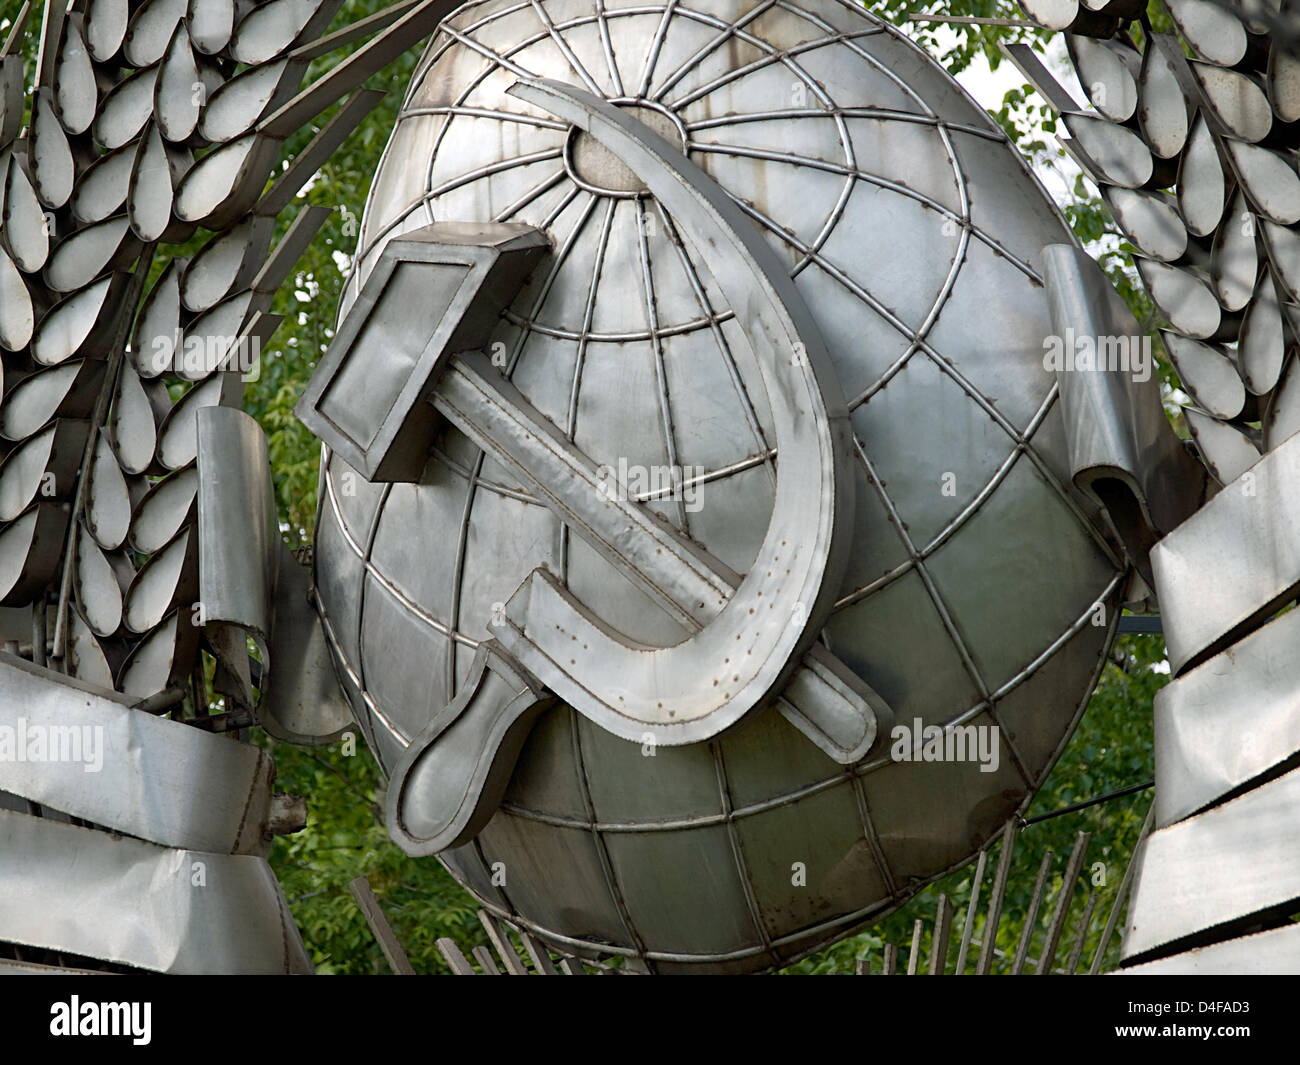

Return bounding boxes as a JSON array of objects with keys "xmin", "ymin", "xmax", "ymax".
[{"xmin": 310, "ymin": 0, "xmax": 1127, "ymax": 972}]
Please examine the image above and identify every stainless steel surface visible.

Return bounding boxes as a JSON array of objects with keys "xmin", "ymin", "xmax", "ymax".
[
  {"xmin": 1122, "ymin": 766, "xmax": 1300, "ymax": 962},
  {"xmin": 1153, "ymin": 604, "xmax": 1300, "ymax": 828},
  {"xmin": 0, "ymin": 653, "xmax": 274, "ymax": 854},
  {"xmin": 1120, "ymin": 922, "xmax": 1300, "ymax": 974},
  {"xmin": 0, "ymin": 805, "xmax": 311, "ymax": 974},
  {"xmin": 1152, "ymin": 427, "xmax": 1300, "ymax": 675},
  {"xmin": 314, "ymin": 0, "xmax": 1125, "ymax": 973}
]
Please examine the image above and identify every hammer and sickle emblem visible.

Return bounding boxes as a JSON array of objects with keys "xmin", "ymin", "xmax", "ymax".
[{"xmin": 300, "ymin": 80, "xmax": 893, "ymax": 856}]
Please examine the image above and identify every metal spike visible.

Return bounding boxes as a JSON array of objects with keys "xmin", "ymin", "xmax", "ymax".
[
  {"xmin": 1065, "ymin": 892, "xmax": 1099, "ymax": 974},
  {"xmin": 881, "ymin": 941, "xmax": 898, "ymax": 975},
  {"xmin": 906, "ymin": 918, "xmax": 923, "ymax": 975},
  {"xmin": 521, "ymin": 932, "xmax": 560, "ymax": 974},
  {"xmin": 1, "ymin": 1, "xmax": 31, "ymax": 61},
  {"xmin": 0, "ymin": 55, "xmax": 23, "ymax": 151},
  {"xmin": 436, "ymin": 938, "xmax": 476, "ymax": 975},
  {"xmin": 1037, "ymin": 831, "xmax": 1091, "ymax": 974},
  {"xmin": 471, "ymin": 945, "xmax": 500, "ymax": 974},
  {"xmin": 477, "ymin": 910, "xmax": 529, "ymax": 975},
  {"xmin": 929, "ymin": 893, "xmax": 952, "ymax": 975},
  {"xmin": 1010, "ymin": 848, "xmax": 1054, "ymax": 975},
  {"xmin": 953, "ymin": 847, "xmax": 987, "ymax": 974},
  {"xmin": 976, "ymin": 819, "xmax": 1017, "ymax": 974}
]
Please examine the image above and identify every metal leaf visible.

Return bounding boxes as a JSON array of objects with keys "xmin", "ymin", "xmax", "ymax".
[
  {"xmin": 155, "ymin": 373, "xmax": 236, "ymax": 469},
  {"xmin": 76, "ymin": 529, "xmax": 124, "ymax": 636},
  {"xmin": 0, "ymin": 360, "xmax": 105, "ymax": 443},
  {"xmin": 1185, "ymin": 406, "xmax": 1260, "ymax": 484},
  {"xmin": 181, "ymin": 216, "xmax": 271, "ymax": 314},
  {"xmin": 1239, "ymin": 273, "xmax": 1289, "ymax": 395},
  {"xmin": 84, "ymin": 0, "xmax": 131, "ymax": 64},
  {"xmin": 187, "ymin": 0, "xmax": 235, "ymax": 56},
  {"xmin": 53, "ymin": 14, "xmax": 96, "ymax": 137},
  {"xmin": 30, "ymin": 89, "xmax": 75, "ymax": 209},
  {"xmin": 71, "ymin": 142, "xmax": 136, "ymax": 223},
  {"xmin": 0, "ymin": 503, "xmax": 67, "ymax": 605},
  {"xmin": 117, "ymin": 607, "xmax": 197, "ymax": 698},
  {"xmin": 0, "ymin": 245, "xmax": 33, "ymax": 351},
  {"xmin": 44, "ymin": 215, "xmax": 137, "ymax": 293},
  {"xmin": 1225, "ymin": 139, "xmax": 1300, "ymax": 226},
  {"xmin": 1164, "ymin": 0, "xmax": 1248, "ymax": 67},
  {"xmin": 0, "ymin": 56, "xmax": 24, "ymax": 152},
  {"xmin": 1101, "ymin": 186, "xmax": 1187, "ymax": 262},
  {"xmin": 1063, "ymin": 111, "xmax": 1152, "ymax": 188},
  {"xmin": 0, "ymin": 419, "xmax": 88, "ymax": 520},
  {"xmin": 93, "ymin": 65, "xmax": 159, "ymax": 153},
  {"xmin": 1190, "ymin": 62, "xmax": 1273, "ymax": 144},
  {"xmin": 68, "ymin": 609, "xmax": 116, "ymax": 689},
  {"xmin": 86, "ymin": 433, "xmax": 132, "ymax": 551},
  {"xmin": 31, "ymin": 273, "xmax": 116, "ymax": 365},
  {"xmin": 230, "ymin": 0, "xmax": 332, "ymax": 66},
  {"xmin": 1068, "ymin": 34, "xmax": 1137, "ymax": 123},
  {"xmin": 123, "ymin": 0, "xmax": 188, "ymax": 70},
  {"xmin": 1135, "ymin": 257, "xmax": 1227, "ymax": 339},
  {"xmin": 1178, "ymin": 115, "xmax": 1227, "ymax": 237},
  {"xmin": 199, "ymin": 58, "xmax": 296, "ymax": 144},
  {"xmin": 1017, "ymin": 0, "xmax": 1081, "ymax": 31},
  {"xmin": 129, "ymin": 465, "xmax": 197, "ymax": 554},
  {"xmin": 128, "ymin": 123, "xmax": 174, "ymax": 242},
  {"xmin": 1210, "ymin": 189, "xmax": 1260, "ymax": 312},
  {"xmin": 173, "ymin": 133, "xmax": 278, "ymax": 226},
  {"xmin": 1138, "ymin": 37, "xmax": 1190, "ymax": 159},
  {"xmin": 123, "ymin": 525, "xmax": 196, "ymax": 634},
  {"xmin": 108, "ymin": 362, "xmax": 157, "ymax": 476},
  {"xmin": 179, "ymin": 289, "xmax": 254, "ymax": 380},
  {"xmin": 1162, "ymin": 330, "xmax": 1245, "ymax": 420},
  {"xmin": 132, "ymin": 258, "xmax": 184, "ymax": 378},
  {"xmin": 3, "ymin": 153, "xmax": 50, "ymax": 273},
  {"xmin": 155, "ymin": 24, "xmax": 200, "ymax": 144}
]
